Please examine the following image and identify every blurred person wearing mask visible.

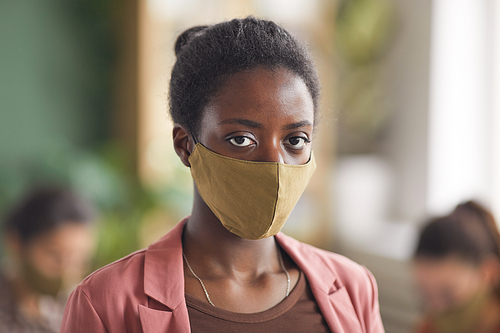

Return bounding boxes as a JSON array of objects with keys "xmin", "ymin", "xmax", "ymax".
[
  {"xmin": 413, "ymin": 201, "xmax": 500, "ymax": 333},
  {"xmin": 0, "ymin": 187, "xmax": 96, "ymax": 333}
]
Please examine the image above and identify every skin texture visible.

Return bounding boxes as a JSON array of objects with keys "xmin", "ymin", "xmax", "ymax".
[
  {"xmin": 7, "ymin": 223, "xmax": 95, "ymax": 319},
  {"xmin": 413, "ymin": 256, "xmax": 500, "ymax": 332},
  {"xmin": 173, "ymin": 67, "xmax": 315, "ymax": 313}
]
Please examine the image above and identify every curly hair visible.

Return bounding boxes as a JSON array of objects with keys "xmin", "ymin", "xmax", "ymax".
[
  {"xmin": 169, "ymin": 17, "xmax": 320, "ymax": 138},
  {"xmin": 4, "ymin": 187, "xmax": 94, "ymax": 244}
]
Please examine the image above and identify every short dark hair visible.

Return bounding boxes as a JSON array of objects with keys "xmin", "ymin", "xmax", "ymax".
[
  {"xmin": 169, "ymin": 16, "xmax": 320, "ymax": 138},
  {"xmin": 3, "ymin": 187, "xmax": 95, "ymax": 244},
  {"xmin": 415, "ymin": 201, "xmax": 500, "ymax": 265}
]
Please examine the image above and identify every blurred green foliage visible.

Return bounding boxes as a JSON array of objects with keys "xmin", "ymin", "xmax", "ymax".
[
  {"xmin": 336, "ymin": 0, "xmax": 396, "ymax": 65},
  {"xmin": 334, "ymin": 0, "xmax": 398, "ymax": 154}
]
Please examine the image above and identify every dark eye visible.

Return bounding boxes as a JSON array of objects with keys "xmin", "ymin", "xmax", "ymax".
[
  {"xmin": 229, "ymin": 136, "xmax": 253, "ymax": 147},
  {"xmin": 286, "ymin": 137, "xmax": 309, "ymax": 148}
]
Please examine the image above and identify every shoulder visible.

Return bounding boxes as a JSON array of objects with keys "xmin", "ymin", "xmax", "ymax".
[
  {"xmin": 313, "ymin": 246, "xmax": 376, "ymax": 290},
  {"xmin": 83, "ymin": 248, "xmax": 147, "ymax": 286},
  {"xmin": 278, "ymin": 233, "xmax": 374, "ymax": 285},
  {"xmin": 277, "ymin": 233, "xmax": 379, "ymax": 306},
  {"xmin": 62, "ymin": 249, "xmax": 150, "ymax": 332},
  {"xmin": 278, "ymin": 234, "xmax": 384, "ymax": 331},
  {"xmin": 62, "ymin": 220, "xmax": 188, "ymax": 332},
  {"xmin": 72, "ymin": 220, "xmax": 187, "ymax": 312},
  {"xmin": 77, "ymin": 248, "xmax": 149, "ymax": 311}
]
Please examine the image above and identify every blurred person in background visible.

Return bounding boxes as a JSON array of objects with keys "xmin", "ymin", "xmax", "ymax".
[
  {"xmin": 413, "ymin": 201, "xmax": 500, "ymax": 333},
  {"xmin": 0, "ymin": 187, "xmax": 96, "ymax": 333}
]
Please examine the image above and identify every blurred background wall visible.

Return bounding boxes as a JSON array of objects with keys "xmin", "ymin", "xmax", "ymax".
[
  {"xmin": 0, "ymin": 1, "xmax": 112, "ymax": 160},
  {"xmin": 1, "ymin": 0, "xmax": 500, "ymax": 332}
]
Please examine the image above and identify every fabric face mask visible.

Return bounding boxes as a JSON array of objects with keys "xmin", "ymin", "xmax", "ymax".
[
  {"xmin": 188, "ymin": 143, "xmax": 316, "ymax": 240},
  {"xmin": 431, "ymin": 290, "xmax": 490, "ymax": 333},
  {"xmin": 21, "ymin": 259, "xmax": 63, "ymax": 298}
]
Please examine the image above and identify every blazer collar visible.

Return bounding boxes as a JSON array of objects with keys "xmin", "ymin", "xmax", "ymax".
[
  {"xmin": 143, "ymin": 221, "xmax": 341, "ymax": 308},
  {"xmin": 276, "ymin": 233, "xmax": 366, "ymax": 333},
  {"xmin": 143, "ymin": 218, "xmax": 188, "ymax": 310},
  {"xmin": 275, "ymin": 232, "xmax": 339, "ymax": 295}
]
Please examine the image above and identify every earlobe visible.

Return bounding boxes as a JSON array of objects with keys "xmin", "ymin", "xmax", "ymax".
[{"xmin": 173, "ymin": 124, "xmax": 194, "ymax": 167}]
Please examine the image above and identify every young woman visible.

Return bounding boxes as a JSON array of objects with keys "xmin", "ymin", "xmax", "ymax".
[
  {"xmin": 61, "ymin": 17, "xmax": 384, "ymax": 332},
  {"xmin": 1, "ymin": 187, "xmax": 95, "ymax": 333},
  {"xmin": 413, "ymin": 201, "xmax": 500, "ymax": 333}
]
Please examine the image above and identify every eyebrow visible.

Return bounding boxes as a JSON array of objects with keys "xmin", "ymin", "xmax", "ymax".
[
  {"xmin": 283, "ymin": 120, "xmax": 313, "ymax": 130},
  {"xmin": 218, "ymin": 118, "xmax": 313, "ymax": 130}
]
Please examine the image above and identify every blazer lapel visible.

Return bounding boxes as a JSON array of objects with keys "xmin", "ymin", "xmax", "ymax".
[
  {"xmin": 143, "ymin": 221, "xmax": 187, "ymax": 308},
  {"xmin": 141, "ymin": 219, "xmax": 191, "ymax": 333},
  {"xmin": 275, "ymin": 233, "xmax": 363, "ymax": 333},
  {"xmin": 317, "ymin": 287, "xmax": 364, "ymax": 333}
]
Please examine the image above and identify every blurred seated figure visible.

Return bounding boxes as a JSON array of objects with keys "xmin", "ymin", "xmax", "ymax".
[
  {"xmin": 0, "ymin": 187, "xmax": 95, "ymax": 332},
  {"xmin": 413, "ymin": 201, "xmax": 500, "ymax": 333}
]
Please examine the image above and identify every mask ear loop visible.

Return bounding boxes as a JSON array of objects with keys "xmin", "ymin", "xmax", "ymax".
[
  {"xmin": 306, "ymin": 151, "xmax": 314, "ymax": 163},
  {"xmin": 189, "ymin": 128, "xmax": 199, "ymax": 145}
]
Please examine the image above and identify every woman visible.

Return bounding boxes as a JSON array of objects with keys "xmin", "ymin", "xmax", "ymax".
[
  {"xmin": 413, "ymin": 201, "xmax": 500, "ymax": 333},
  {"xmin": 0, "ymin": 187, "xmax": 95, "ymax": 333},
  {"xmin": 61, "ymin": 17, "xmax": 384, "ymax": 332}
]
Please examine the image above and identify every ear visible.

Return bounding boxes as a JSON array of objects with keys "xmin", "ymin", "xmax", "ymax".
[
  {"xmin": 173, "ymin": 124, "xmax": 195, "ymax": 167},
  {"xmin": 479, "ymin": 256, "xmax": 500, "ymax": 287}
]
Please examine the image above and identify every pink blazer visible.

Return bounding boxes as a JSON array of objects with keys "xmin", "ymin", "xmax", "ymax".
[{"xmin": 61, "ymin": 219, "xmax": 385, "ymax": 332}]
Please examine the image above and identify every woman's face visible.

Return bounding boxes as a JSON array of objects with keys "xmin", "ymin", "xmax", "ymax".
[
  {"xmin": 197, "ymin": 67, "xmax": 315, "ymax": 165},
  {"xmin": 21, "ymin": 223, "xmax": 95, "ymax": 290},
  {"xmin": 413, "ymin": 257, "xmax": 487, "ymax": 312}
]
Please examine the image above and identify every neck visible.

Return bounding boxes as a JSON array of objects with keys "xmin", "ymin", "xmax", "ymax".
[{"xmin": 183, "ymin": 187, "xmax": 281, "ymax": 278}]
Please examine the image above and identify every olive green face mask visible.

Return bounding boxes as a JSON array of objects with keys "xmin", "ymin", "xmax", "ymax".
[
  {"xmin": 21, "ymin": 259, "xmax": 63, "ymax": 298},
  {"xmin": 431, "ymin": 290, "xmax": 490, "ymax": 333},
  {"xmin": 188, "ymin": 143, "xmax": 316, "ymax": 240}
]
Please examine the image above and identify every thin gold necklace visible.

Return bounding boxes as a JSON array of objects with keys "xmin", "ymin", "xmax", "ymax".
[{"xmin": 182, "ymin": 246, "xmax": 291, "ymax": 307}]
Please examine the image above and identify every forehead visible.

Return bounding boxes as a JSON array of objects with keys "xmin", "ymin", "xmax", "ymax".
[
  {"xmin": 27, "ymin": 223, "xmax": 94, "ymax": 253},
  {"xmin": 202, "ymin": 67, "xmax": 314, "ymax": 125}
]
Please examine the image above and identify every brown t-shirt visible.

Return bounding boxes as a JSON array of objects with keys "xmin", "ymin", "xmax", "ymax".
[{"xmin": 186, "ymin": 272, "xmax": 331, "ymax": 333}]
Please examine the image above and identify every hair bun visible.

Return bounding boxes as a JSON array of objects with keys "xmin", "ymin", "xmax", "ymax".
[{"xmin": 174, "ymin": 25, "xmax": 209, "ymax": 56}]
